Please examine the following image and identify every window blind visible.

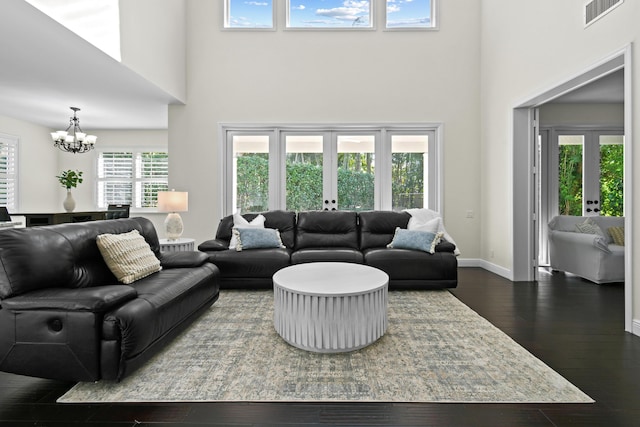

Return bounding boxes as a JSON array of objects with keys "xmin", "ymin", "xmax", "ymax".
[{"xmin": 0, "ymin": 135, "xmax": 18, "ymax": 211}]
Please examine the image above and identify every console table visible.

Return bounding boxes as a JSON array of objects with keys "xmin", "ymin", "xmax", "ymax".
[{"xmin": 18, "ymin": 211, "xmax": 107, "ymax": 227}]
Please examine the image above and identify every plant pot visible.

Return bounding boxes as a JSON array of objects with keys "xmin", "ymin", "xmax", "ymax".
[{"xmin": 63, "ymin": 190, "xmax": 76, "ymax": 212}]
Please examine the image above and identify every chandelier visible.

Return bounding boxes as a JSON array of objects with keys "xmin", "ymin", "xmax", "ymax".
[{"xmin": 50, "ymin": 107, "xmax": 97, "ymax": 154}]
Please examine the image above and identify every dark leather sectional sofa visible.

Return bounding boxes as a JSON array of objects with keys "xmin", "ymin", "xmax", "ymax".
[
  {"xmin": 198, "ymin": 210, "xmax": 458, "ymax": 289},
  {"xmin": 0, "ymin": 218, "xmax": 220, "ymax": 382}
]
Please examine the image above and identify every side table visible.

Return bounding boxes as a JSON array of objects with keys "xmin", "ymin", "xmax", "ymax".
[{"xmin": 159, "ymin": 238, "xmax": 195, "ymax": 253}]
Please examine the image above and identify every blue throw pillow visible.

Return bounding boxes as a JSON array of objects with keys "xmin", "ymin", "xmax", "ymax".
[
  {"xmin": 387, "ymin": 227, "xmax": 443, "ymax": 254},
  {"xmin": 233, "ymin": 227, "xmax": 285, "ymax": 251}
]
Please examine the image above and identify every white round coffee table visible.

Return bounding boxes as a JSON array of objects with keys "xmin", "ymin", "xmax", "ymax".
[{"xmin": 273, "ymin": 262, "xmax": 389, "ymax": 353}]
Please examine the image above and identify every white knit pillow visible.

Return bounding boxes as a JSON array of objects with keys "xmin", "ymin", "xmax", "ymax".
[{"xmin": 96, "ymin": 229, "xmax": 161, "ymax": 284}]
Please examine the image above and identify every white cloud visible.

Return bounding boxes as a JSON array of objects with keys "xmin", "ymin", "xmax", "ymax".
[
  {"xmin": 245, "ymin": 1, "xmax": 268, "ymax": 6},
  {"xmin": 293, "ymin": 4, "xmax": 306, "ymax": 10},
  {"xmin": 387, "ymin": 4, "xmax": 400, "ymax": 13}
]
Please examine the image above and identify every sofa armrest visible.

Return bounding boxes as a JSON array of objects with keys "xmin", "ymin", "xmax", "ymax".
[
  {"xmin": 435, "ymin": 240, "xmax": 456, "ymax": 253},
  {"xmin": 0, "ymin": 285, "xmax": 136, "ymax": 312},
  {"xmin": 160, "ymin": 251, "xmax": 210, "ymax": 268},
  {"xmin": 198, "ymin": 239, "xmax": 229, "ymax": 252}
]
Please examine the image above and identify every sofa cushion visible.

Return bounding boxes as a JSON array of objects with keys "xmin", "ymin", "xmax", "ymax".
[
  {"xmin": 0, "ymin": 218, "xmax": 159, "ymax": 298},
  {"xmin": 205, "ymin": 248, "xmax": 292, "ymax": 279},
  {"xmin": 233, "ymin": 227, "xmax": 285, "ymax": 251},
  {"xmin": 363, "ymin": 248, "xmax": 458, "ymax": 282},
  {"xmin": 608, "ymin": 226, "xmax": 625, "ymax": 246},
  {"xmin": 359, "ymin": 210, "xmax": 411, "ymax": 250},
  {"xmin": 96, "ymin": 229, "xmax": 162, "ymax": 284},
  {"xmin": 387, "ymin": 227, "xmax": 443, "ymax": 254},
  {"xmin": 295, "ymin": 211, "xmax": 358, "ymax": 249},
  {"xmin": 291, "ymin": 248, "xmax": 363, "ymax": 264}
]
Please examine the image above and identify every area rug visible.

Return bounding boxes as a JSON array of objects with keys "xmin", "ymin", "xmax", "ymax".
[{"xmin": 58, "ymin": 290, "xmax": 593, "ymax": 403}]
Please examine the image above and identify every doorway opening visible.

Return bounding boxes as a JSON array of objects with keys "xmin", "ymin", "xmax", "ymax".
[{"xmin": 512, "ymin": 46, "xmax": 633, "ymax": 333}]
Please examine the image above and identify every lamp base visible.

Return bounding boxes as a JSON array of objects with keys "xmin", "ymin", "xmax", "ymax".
[{"xmin": 164, "ymin": 212, "xmax": 184, "ymax": 240}]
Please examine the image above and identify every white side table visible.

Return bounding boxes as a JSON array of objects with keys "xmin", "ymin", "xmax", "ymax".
[
  {"xmin": 273, "ymin": 262, "xmax": 389, "ymax": 353},
  {"xmin": 159, "ymin": 238, "xmax": 195, "ymax": 253}
]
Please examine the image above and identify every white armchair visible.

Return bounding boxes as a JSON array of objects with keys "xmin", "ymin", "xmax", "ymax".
[{"xmin": 548, "ymin": 215, "xmax": 625, "ymax": 284}]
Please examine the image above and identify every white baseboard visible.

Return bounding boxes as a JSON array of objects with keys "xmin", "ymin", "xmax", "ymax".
[
  {"xmin": 458, "ymin": 258, "xmax": 514, "ymax": 281},
  {"xmin": 632, "ymin": 319, "xmax": 640, "ymax": 337}
]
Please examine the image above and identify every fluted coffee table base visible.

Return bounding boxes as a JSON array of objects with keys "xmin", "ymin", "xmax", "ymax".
[{"xmin": 273, "ymin": 262, "xmax": 388, "ymax": 353}]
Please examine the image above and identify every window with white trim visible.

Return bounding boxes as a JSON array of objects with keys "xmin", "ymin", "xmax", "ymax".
[
  {"xmin": 225, "ymin": 0, "xmax": 274, "ymax": 29},
  {"xmin": 287, "ymin": 0, "xmax": 373, "ymax": 29},
  {"xmin": 0, "ymin": 134, "xmax": 18, "ymax": 211},
  {"xmin": 97, "ymin": 150, "xmax": 168, "ymax": 209},
  {"xmin": 386, "ymin": 0, "xmax": 436, "ymax": 29},
  {"xmin": 221, "ymin": 125, "xmax": 441, "ymax": 215}
]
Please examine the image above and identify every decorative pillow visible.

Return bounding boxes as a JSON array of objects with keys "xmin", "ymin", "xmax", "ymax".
[
  {"xmin": 229, "ymin": 213, "xmax": 266, "ymax": 250},
  {"xmin": 608, "ymin": 226, "xmax": 625, "ymax": 246},
  {"xmin": 387, "ymin": 227, "xmax": 444, "ymax": 254},
  {"xmin": 96, "ymin": 229, "xmax": 161, "ymax": 284},
  {"xmin": 575, "ymin": 218, "xmax": 605, "ymax": 237},
  {"xmin": 233, "ymin": 227, "xmax": 285, "ymax": 251},
  {"xmin": 409, "ymin": 217, "xmax": 440, "ymax": 234}
]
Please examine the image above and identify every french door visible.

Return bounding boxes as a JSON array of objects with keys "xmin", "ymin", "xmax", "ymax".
[
  {"xmin": 282, "ymin": 131, "xmax": 378, "ymax": 211},
  {"xmin": 550, "ymin": 129, "xmax": 624, "ymax": 218},
  {"xmin": 223, "ymin": 125, "xmax": 439, "ymax": 215}
]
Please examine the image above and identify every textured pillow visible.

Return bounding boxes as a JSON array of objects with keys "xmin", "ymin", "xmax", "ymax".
[
  {"xmin": 575, "ymin": 218, "xmax": 605, "ymax": 237},
  {"xmin": 387, "ymin": 227, "xmax": 443, "ymax": 254},
  {"xmin": 608, "ymin": 226, "xmax": 625, "ymax": 246},
  {"xmin": 228, "ymin": 213, "xmax": 265, "ymax": 250},
  {"xmin": 96, "ymin": 229, "xmax": 161, "ymax": 284},
  {"xmin": 233, "ymin": 227, "xmax": 285, "ymax": 251}
]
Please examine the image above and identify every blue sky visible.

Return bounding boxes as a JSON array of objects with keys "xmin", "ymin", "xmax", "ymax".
[
  {"xmin": 228, "ymin": 0, "xmax": 431, "ymax": 29},
  {"xmin": 386, "ymin": 0, "xmax": 432, "ymax": 28},
  {"xmin": 228, "ymin": 0, "xmax": 274, "ymax": 28}
]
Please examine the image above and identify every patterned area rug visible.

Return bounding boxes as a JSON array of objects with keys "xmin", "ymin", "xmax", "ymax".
[{"xmin": 59, "ymin": 290, "xmax": 593, "ymax": 403}]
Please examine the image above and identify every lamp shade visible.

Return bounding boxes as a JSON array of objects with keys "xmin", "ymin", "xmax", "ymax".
[{"xmin": 157, "ymin": 191, "xmax": 188, "ymax": 212}]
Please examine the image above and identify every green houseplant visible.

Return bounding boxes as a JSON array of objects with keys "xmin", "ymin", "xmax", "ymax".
[{"xmin": 56, "ymin": 170, "xmax": 83, "ymax": 212}]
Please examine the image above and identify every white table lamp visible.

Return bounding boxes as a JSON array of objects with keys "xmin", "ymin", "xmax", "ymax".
[{"xmin": 157, "ymin": 190, "xmax": 188, "ymax": 240}]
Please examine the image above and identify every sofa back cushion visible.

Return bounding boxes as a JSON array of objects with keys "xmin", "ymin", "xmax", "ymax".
[
  {"xmin": 215, "ymin": 211, "xmax": 296, "ymax": 249},
  {"xmin": 295, "ymin": 211, "xmax": 358, "ymax": 249},
  {"xmin": 0, "ymin": 217, "xmax": 160, "ymax": 299},
  {"xmin": 359, "ymin": 210, "xmax": 411, "ymax": 250}
]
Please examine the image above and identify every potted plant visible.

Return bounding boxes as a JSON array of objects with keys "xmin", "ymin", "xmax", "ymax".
[{"xmin": 56, "ymin": 170, "xmax": 83, "ymax": 212}]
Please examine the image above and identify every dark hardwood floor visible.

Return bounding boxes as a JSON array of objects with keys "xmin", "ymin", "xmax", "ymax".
[{"xmin": 1, "ymin": 267, "xmax": 639, "ymax": 426}]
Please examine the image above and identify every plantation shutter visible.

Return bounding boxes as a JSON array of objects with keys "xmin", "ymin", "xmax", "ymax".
[
  {"xmin": 0, "ymin": 135, "xmax": 18, "ymax": 211},
  {"xmin": 98, "ymin": 152, "xmax": 134, "ymax": 207},
  {"xmin": 97, "ymin": 150, "xmax": 168, "ymax": 209},
  {"xmin": 136, "ymin": 152, "xmax": 169, "ymax": 208}
]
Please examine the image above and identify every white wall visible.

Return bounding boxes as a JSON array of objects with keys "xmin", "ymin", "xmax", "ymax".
[
  {"xmin": 480, "ymin": 0, "xmax": 639, "ymax": 315},
  {"xmin": 0, "ymin": 114, "xmax": 58, "ymax": 212},
  {"xmin": 170, "ymin": 0, "xmax": 483, "ymax": 253},
  {"xmin": 119, "ymin": 0, "xmax": 186, "ymax": 102},
  {"xmin": 539, "ymin": 103, "xmax": 624, "ymax": 127}
]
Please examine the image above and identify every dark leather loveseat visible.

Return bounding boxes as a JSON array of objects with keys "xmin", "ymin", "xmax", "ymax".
[
  {"xmin": 0, "ymin": 217, "xmax": 220, "ymax": 382},
  {"xmin": 198, "ymin": 210, "xmax": 457, "ymax": 289}
]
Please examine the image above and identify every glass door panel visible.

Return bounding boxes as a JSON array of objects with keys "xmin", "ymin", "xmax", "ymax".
[
  {"xmin": 285, "ymin": 134, "xmax": 324, "ymax": 211},
  {"xmin": 558, "ymin": 135, "xmax": 584, "ymax": 216},
  {"xmin": 391, "ymin": 135, "xmax": 428, "ymax": 211},
  {"xmin": 599, "ymin": 135, "xmax": 624, "ymax": 217},
  {"xmin": 336, "ymin": 135, "xmax": 375, "ymax": 211},
  {"xmin": 232, "ymin": 135, "xmax": 269, "ymax": 213}
]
